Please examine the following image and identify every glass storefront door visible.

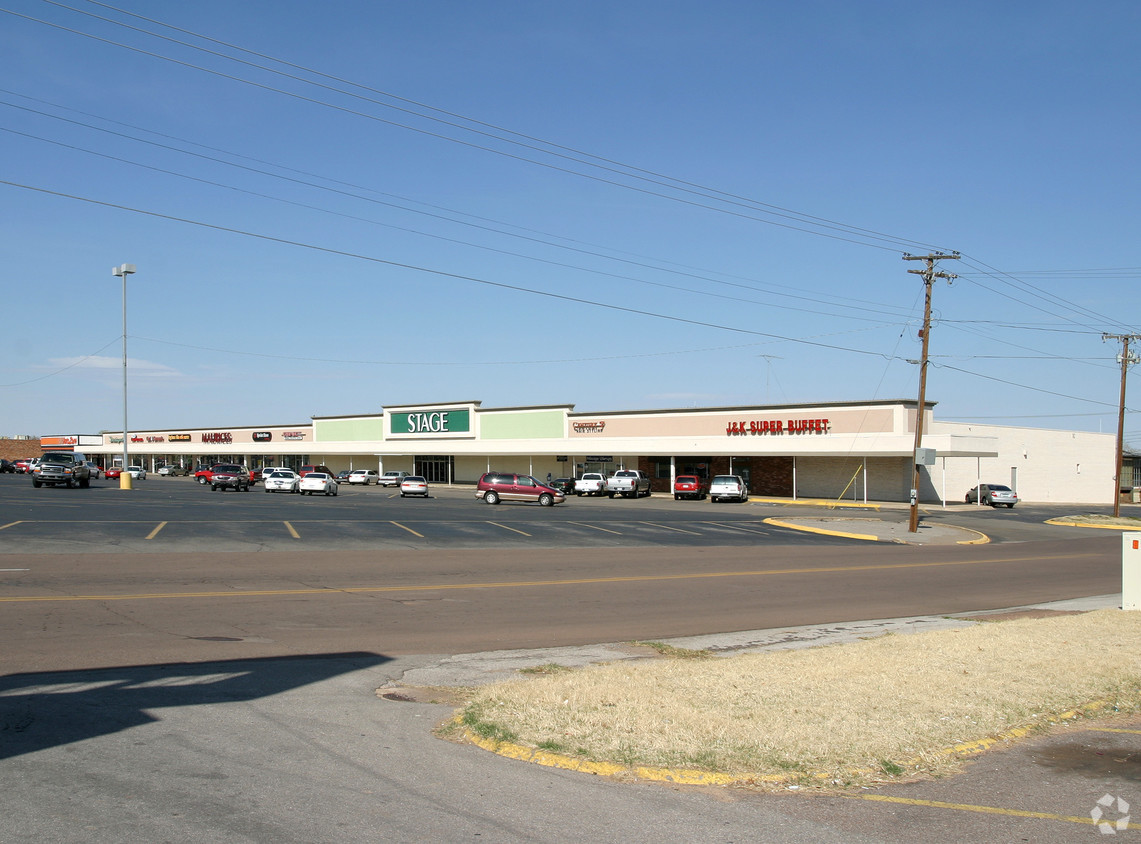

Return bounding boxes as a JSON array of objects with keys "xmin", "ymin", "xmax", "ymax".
[{"xmin": 415, "ymin": 455, "xmax": 454, "ymax": 484}]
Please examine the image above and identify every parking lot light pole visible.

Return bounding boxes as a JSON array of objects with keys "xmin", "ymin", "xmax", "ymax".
[{"xmin": 113, "ymin": 264, "xmax": 136, "ymax": 490}]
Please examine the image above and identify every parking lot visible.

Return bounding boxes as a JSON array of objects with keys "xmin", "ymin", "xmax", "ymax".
[{"xmin": 0, "ymin": 473, "xmax": 860, "ymax": 552}]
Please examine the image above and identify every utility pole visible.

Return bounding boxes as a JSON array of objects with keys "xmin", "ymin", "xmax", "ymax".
[
  {"xmin": 1103, "ymin": 333, "xmax": 1140, "ymax": 518},
  {"xmin": 903, "ymin": 252, "xmax": 959, "ymax": 533}
]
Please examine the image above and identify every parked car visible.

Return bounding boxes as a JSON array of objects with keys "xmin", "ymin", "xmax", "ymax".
[
  {"xmin": 299, "ymin": 464, "xmax": 334, "ymax": 478},
  {"xmin": 475, "ymin": 472, "xmax": 564, "ymax": 506},
  {"xmin": 157, "ymin": 464, "xmax": 188, "ymax": 476},
  {"xmin": 0, "ymin": 459, "xmax": 14, "ymax": 473},
  {"xmin": 14, "ymin": 459, "xmax": 34, "ymax": 474},
  {"xmin": 709, "ymin": 474, "xmax": 748, "ymax": 503},
  {"xmin": 299, "ymin": 472, "xmax": 338, "ymax": 496},
  {"xmin": 336, "ymin": 470, "xmax": 354, "ymax": 483},
  {"xmin": 574, "ymin": 472, "xmax": 607, "ymax": 496},
  {"xmin": 209, "ymin": 464, "xmax": 249, "ymax": 492},
  {"xmin": 248, "ymin": 468, "xmax": 262, "ymax": 484},
  {"xmin": 195, "ymin": 465, "xmax": 217, "ymax": 485},
  {"xmin": 673, "ymin": 475, "xmax": 709, "ymax": 500},
  {"xmin": 399, "ymin": 475, "xmax": 429, "ymax": 497},
  {"xmin": 105, "ymin": 466, "xmax": 122, "ymax": 480},
  {"xmin": 85, "ymin": 461, "xmax": 103, "ymax": 480},
  {"xmin": 125, "ymin": 465, "xmax": 147, "ymax": 480},
  {"xmin": 378, "ymin": 470, "xmax": 411, "ymax": 487},
  {"xmin": 549, "ymin": 477, "xmax": 576, "ymax": 495},
  {"xmin": 965, "ymin": 483, "xmax": 1018, "ymax": 508},
  {"xmin": 263, "ymin": 470, "xmax": 300, "ymax": 494},
  {"xmin": 606, "ymin": 469, "xmax": 652, "ymax": 499},
  {"xmin": 32, "ymin": 452, "xmax": 92, "ymax": 488},
  {"xmin": 348, "ymin": 469, "xmax": 378, "ymax": 485}
]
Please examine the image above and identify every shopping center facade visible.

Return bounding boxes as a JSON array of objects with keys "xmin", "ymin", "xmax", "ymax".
[{"xmin": 53, "ymin": 398, "xmax": 1117, "ymax": 505}]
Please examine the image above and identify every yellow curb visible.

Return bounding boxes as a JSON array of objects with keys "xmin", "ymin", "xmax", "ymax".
[
  {"xmin": 749, "ymin": 496, "xmax": 882, "ymax": 510},
  {"xmin": 459, "ymin": 697, "xmax": 1125, "ymax": 789},
  {"xmin": 1046, "ymin": 518, "xmax": 1141, "ymax": 530},
  {"xmin": 763, "ymin": 517, "xmax": 879, "ymax": 541},
  {"xmin": 953, "ymin": 527, "xmax": 990, "ymax": 545}
]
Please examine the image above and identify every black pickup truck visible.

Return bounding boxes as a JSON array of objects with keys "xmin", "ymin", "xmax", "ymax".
[{"xmin": 32, "ymin": 451, "xmax": 92, "ymax": 488}]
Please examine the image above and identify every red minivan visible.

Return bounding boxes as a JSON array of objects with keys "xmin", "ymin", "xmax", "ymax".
[{"xmin": 475, "ymin": 472, "xmax": 565, "ymax": 506}]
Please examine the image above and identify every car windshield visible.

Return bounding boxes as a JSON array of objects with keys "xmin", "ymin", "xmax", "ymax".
[
  {"xmin": 307, "ymin": 473, "xmax": 329, "ymax": 480},
  {"xmin": 676, "ymin": 476, "xmax": 697, "ymax": 483},
  {"xmin": 712, "ymin": 475, "xmax": 739, "ymax": 483},
  {"xmin": 269, "ymin": 472, "xmax": 292, "ymax": 478},
  {"xmin": 988, "ymin": 485, "xmax": 1012, "ymax": 492},
  {"xmin": 215, "ymin": 465, "xmax": 242, "ymax": 473},
  {"xmin": 41, "ymin": 453, "xmax": 74, "ymax": 462},
  {"xmin": 404, "ymin": 477, "xmax": 425, "ymax": 483}
]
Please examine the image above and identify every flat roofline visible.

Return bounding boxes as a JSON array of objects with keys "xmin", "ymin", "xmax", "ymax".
[{"xmin": 569, "ymin": 398, "xmax": 934, "ymax": 417}]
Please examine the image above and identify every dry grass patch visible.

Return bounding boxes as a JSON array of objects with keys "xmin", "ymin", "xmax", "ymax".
[{"xmin": 459, "ymin": 610, "xmax": 1141, "ymax": 786}]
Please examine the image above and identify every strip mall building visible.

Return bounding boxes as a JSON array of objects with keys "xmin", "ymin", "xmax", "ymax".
[{"xmin": 56, "ymin": 398, "xmax": 1116, "ymax": 505}]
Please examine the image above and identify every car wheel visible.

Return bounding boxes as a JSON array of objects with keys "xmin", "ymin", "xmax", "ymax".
[
  {"xmin": 265, "ymin": 488, "xmax": 271, "ymax": 493},
  {"xmin": 32, "ymin": 480, "xmax": 41, "ymax": 488},
  {"xmin": 965, "ymin": 495, "xmax": 972, "ymax": 503},
  {"xmin": 198, "ymin": 476, "xmax": 207, "ymax": 484},
  {"xmin": 484, "ymin": 491, "xmax": 500, "ymax": 505},
  {"xmin": 539, "ymin": 492, "xmax": 554, "ymax": 506},
  {"xmin": 80, "ymin": 478, "xmax": 90, "ymax": 488},
  {"xmin": 607, "ymin": 492, "xmax": 615, "ymax": 499}
]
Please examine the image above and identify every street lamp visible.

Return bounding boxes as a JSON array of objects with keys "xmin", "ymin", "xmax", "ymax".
[{"xmin": 112, "ymin": 263, "xmax": 136, "ymax": 490}]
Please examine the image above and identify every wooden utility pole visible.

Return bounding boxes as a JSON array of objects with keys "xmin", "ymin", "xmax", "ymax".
[
  {"xmin": 903, "ymin": 252, "xmax": 959, "ymax": 533},
  {"xmin": 1103, "ymin": 333, "xmax": 1140, "ymax": 518}
]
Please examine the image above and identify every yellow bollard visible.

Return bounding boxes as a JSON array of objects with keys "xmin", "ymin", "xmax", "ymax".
[{"xmin": 119, "ymin": 473, "xmax": 133, "ymax": 490}]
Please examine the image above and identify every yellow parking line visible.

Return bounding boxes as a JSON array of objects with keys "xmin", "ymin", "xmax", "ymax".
[
  {"xmin": 640, "ymin": 521, "xmax": 701, "ymax": 535},
  {"xmin": 283, "ymin": 521, "xmax": 300, "ymax": 539},
  {"xmin": 486, "ymin": 521, "xmax": 532, "ymax": 536},
  {"xmin": 1086, "ymin": 727, "xmax": 1141, "ymax": 735},
  {"xmin": 0, "ymin": 521, "xmax": 23, "ymax": 531},
  {"xmin": 851, "ymin": 794, "xmax": 1140, "ymax": 829},
  {"xmin": 567, "ymin": 521, "xmax": 622, "ymax": 535},
  {"xmin": 145, "ymin": 522, "xmax": 167, "ymax": 540},
  {"xmin": 390, "ymin": 521, "xmax": 424, "ymax": 537}
]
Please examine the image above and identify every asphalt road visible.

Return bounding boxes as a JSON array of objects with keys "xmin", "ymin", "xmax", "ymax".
[{"xmin": 1, "ymin": 473, "xmax": 1131, "ymax": 842}]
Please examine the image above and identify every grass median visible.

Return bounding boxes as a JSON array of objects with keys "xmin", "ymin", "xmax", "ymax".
[{"xmin": 451, "ymin": 609, "xmax": 1141, "ymax": 788}]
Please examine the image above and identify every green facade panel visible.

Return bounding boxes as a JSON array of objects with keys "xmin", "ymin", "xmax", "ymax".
[
  {"xmin": 481, "ymin": 410, "xmax": 564, "ymax": 439},
  {"xmin": 315, "ymin": 417, "xmax": 385, "ymax": 442}
]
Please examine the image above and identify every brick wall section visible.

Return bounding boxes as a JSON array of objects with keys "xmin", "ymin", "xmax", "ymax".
[{"xmin": 0, "ymin": 438, "xmax": 41, "ymax": 463}]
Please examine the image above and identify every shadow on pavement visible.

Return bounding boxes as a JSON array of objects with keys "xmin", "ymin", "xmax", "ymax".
[{"xmin": 0, "ymin": 652, "xmax": 389, "ymax": 760}]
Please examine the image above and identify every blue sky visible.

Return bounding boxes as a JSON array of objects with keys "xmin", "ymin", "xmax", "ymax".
[{"xmin": 2, "ymin": 1, "xmax": 1139, "ymax": 442}]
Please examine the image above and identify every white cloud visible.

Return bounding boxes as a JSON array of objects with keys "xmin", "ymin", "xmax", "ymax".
[{"xmin": 45, "ymin": 355, "xmax": 181, "ymax": 378}]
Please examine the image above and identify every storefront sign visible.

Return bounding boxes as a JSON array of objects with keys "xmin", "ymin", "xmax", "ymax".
[
  {"xmin": 109, "ymin": 436, "xmax": 123, "ymax": 444},
  {"xmin": 252, "ymin": 432, "xmax": 273, "ymax": 442},
  {"xmin": 282, "ymin": 431, "xmax": 306, "ymax": 440},
  {"xmin": 145, "ymin": 436, "xmax": 165, "ymax": 443},
  {"xmin": 41, "ymin": 436, "xmax": 78, "ymax": 448},
  {"xmin": 201, "ymin": 432, "xmax": 233, "ymax": 444},
  {"xmin": 585, "ymin": 456, "xmax": 614, "ymax": 463},
  {"xmin": 726, "ymin": 418, "xmax": 830, "ymax": 436},
  {"xmin": 168, "ymin": 434, "xmax": 191, "ymax": 442},
  {"xmin": 572, "ymin": 421, "xmax": 606, "ymax": 433},
  {"xmin": 390, "ymin": 409, "xmax": 471, "ymax": 436},
  {"xmin": 130, "ymin": 436, "xmax": 144, "ymax": 443}
]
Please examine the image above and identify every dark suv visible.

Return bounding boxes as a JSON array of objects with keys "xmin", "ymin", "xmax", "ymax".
[
  {"xmin": 32, "ymin": 452, "xmax": 92, "ymax": 488},
  {"xmin": 209, "ymin": 464, "xmax": 251, "ymax": 492},
  {"xmin": 475, "ymin": 472, "xmax": 565, "ymax": 506}
]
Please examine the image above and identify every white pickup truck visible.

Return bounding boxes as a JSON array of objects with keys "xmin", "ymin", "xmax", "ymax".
[
  {"xmin": 574, "ymin": 472, "xmax": 608, "ymax": 496},
  {"xmin": 606, "ymin": 469, "xmax": 651, "ymax": 498}
]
